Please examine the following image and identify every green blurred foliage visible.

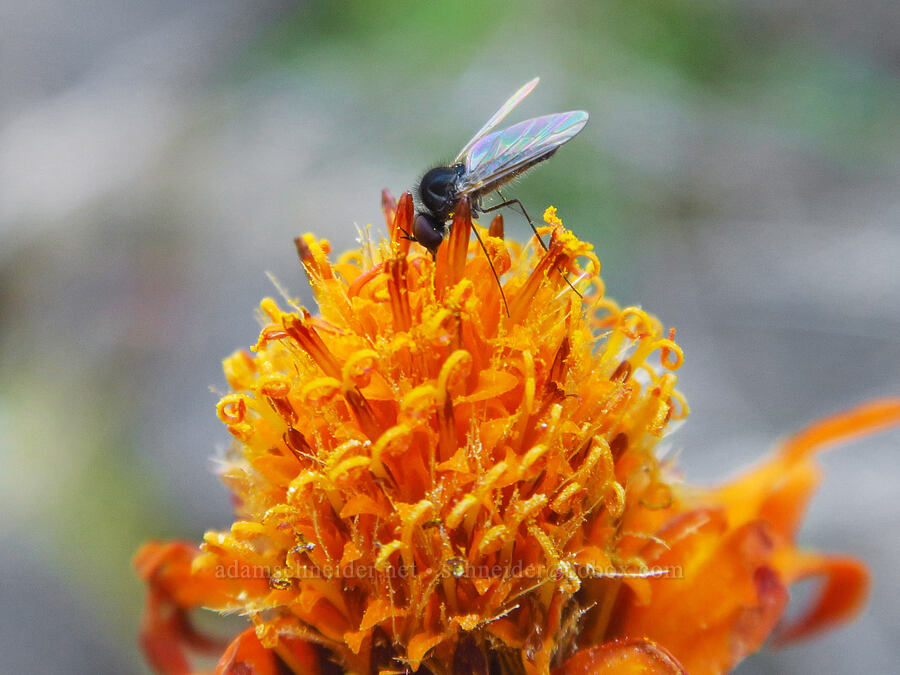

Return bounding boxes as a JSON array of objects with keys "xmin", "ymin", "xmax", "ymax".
[{"xmin": 227, "ymin": 0, "xmax": 898, "ymax": 280}]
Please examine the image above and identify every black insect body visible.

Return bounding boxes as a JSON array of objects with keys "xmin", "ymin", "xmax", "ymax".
[{"xmin": 412, "ymin": 77, "xmax": 589, "ymax": 254}]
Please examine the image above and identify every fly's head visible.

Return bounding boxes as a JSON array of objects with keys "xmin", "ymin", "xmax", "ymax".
[{"xmin": 418, "ymin": 165, "xmax": 463, "ymax": 221}]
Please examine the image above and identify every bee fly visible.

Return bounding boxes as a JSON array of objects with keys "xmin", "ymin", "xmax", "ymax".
[{"xmin": 413, "ymin": 77, "xmax": 588, "ymax": 253}]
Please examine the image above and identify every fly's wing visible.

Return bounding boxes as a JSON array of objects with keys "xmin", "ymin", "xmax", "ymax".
[
  {"xmin": 456, "ymin": 111, "xmax": 589, "ymax": 196},
  {"xmin": 452, "ymin": 77, "xmax": 540, "ymax": 165}
]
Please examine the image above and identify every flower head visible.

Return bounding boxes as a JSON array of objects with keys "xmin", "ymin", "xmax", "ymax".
[{"xmin": 136, "ymin": 191, "xmax": 900, "ymax": 674}]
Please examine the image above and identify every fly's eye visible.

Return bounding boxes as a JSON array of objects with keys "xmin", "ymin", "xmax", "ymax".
[{"xmin": 413, "ymin": 213, "xmax": 444, "ymax": 252}]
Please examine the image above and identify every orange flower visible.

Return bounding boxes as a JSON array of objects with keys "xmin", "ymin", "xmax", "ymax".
[{"xmin": 135, "ymin": 191, "xmax": 900, "ymax": 674}]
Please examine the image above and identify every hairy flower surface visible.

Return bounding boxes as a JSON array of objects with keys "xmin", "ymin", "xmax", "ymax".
[{"xmin": 136, "ymin": 192, "xmax": 900, "ymax": 675}]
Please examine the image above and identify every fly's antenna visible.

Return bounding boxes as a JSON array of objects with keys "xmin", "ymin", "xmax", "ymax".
[{"xmin": 470, "ymin": 221, "xmax": 510, "ymax": 318}]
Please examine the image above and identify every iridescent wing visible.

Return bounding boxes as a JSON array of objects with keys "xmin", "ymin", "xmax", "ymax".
[
  {"xmin": 452, "ymin": 77, "xmax": 540, "ymax": 165},
  {"xmin": 456, "ymin": 111, "xmax": 589, "ymax": 196}
]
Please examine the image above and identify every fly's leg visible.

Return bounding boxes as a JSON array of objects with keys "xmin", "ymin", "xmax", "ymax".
[
  {"xmin": 482, "ymin": 191, "xmax": 582, "ymax": 298},
  {"xmin": 470, "ymin": 224, "xmax": 511, "ymax": 317},
  {"xmin": 481, "ymin": 190, "xmax": 547, "ymax": 251}
]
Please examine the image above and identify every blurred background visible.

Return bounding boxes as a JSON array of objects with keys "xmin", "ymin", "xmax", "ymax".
[{"xmin": 1, "ymin": 1, "xmax": 898, "ymax": 672}]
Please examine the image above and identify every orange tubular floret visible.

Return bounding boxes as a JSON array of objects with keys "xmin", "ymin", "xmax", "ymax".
[
  {"xmin": 390, "ymin": 191, "xmax": 414, "ymax": 255},
  {"xmin": 434, "ymin": 197, "xmax": 472, "ymax": 295}
]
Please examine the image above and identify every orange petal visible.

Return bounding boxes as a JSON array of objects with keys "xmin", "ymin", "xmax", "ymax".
[
  {"xmin": 776, "ymin": 553, "xmax": 869, "ymax": 644},
  {"xmin": 216, "ymin": 629, "xmax": 279, "ymax": 675},
  {"xmin": 135, "ymin": 542, "xmax": 230, "ymax": 674},
  {"xmin": 456, "ymin": 368, "xmax": 519, "ymax": 403},
  {"xmin": 340, "ymin": 493, "xmax": 390, "ymax": 519},
  {"xmin": 138, "ymin": 591, "xmax": 220, "ymax": 675},
  {"xmin": 712, "ymin": 398, "xmax": 900, "ymax": 538},
  {"xmin": 621, "ymin": 520, "xmax": 789, "ymax": 675},
  {"xmin": 217, "ymin": 629, "xmax": 322, "ymax": 675},
  {"xmin": 359, "ymin": 596, "xmax": 407, "ymax": 632},
  {"xmin": 406, "ymin": 631, "xmax": 445, "ymax": 670},
  {"xmin": 781, "ymin": 398, "xmax": 900, "ymax": 463},
  {"xmin": 555, "ymin": 638, "xmax": 686, "ymax": 674}
]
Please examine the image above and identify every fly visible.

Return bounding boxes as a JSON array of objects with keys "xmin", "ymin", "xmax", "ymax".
[{"xmin": 413, "ymin": 77, "xmax": 589, "ymax": 254}]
